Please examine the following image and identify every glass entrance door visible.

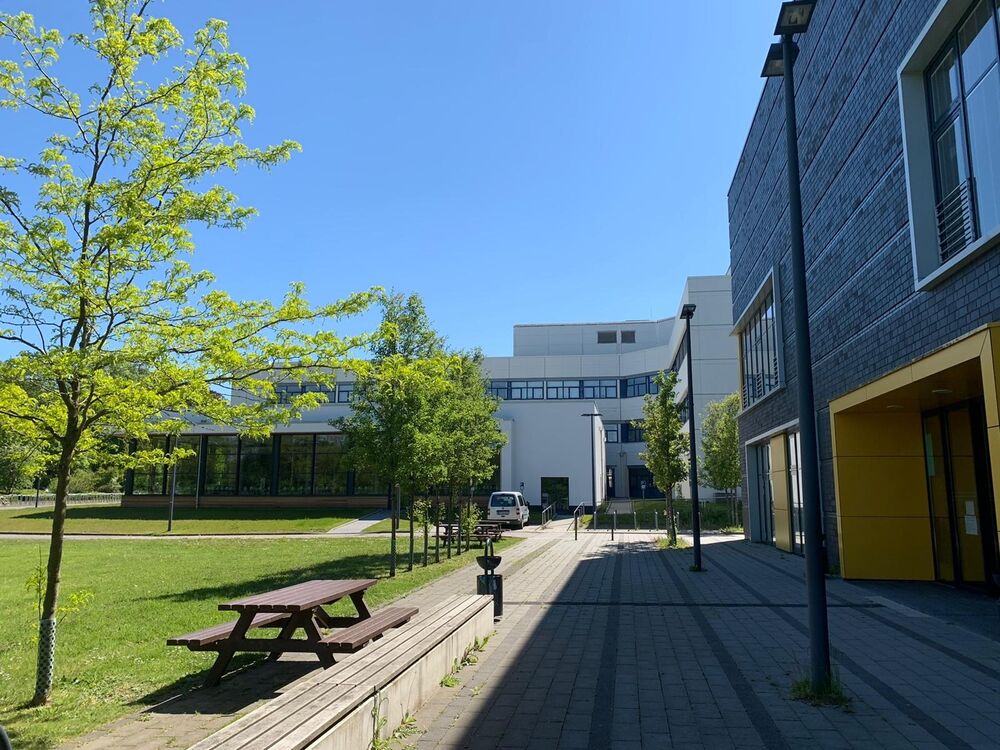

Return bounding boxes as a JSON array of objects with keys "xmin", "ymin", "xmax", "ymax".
[{"xmin": 923, "ymin": 401, "xmax": 998, "ymax": 585}]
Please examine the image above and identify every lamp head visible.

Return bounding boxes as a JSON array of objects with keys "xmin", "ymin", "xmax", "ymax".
[
  {"xmin": 775, "ymin": 0, "xmax": 816, "ymax": 35},
  {"xmin": 680, "ymin": 304, "xmax": 696, "ymax": 320}
]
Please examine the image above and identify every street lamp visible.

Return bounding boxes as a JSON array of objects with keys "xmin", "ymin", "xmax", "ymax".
[
  {"xmin": 680, "ymin": 303, "xmax": 702, "ymax": 571},
  {"xmin": 762, "ymin": 0, "xmax": 831, "ymax": 693},
  {"xmin": 581, "ymin": 412, "xmax": 603, "ymax": 515}
]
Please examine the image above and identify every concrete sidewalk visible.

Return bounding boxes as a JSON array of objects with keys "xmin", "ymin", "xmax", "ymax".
[{"xmin": 407, "ymin": 534, "xmax": 1000, "ymax": 750}]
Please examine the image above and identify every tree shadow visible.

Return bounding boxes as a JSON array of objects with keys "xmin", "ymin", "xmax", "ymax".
[{"xmin": 145, "ymin": 551, "xmax": 397, "ymax": 605}]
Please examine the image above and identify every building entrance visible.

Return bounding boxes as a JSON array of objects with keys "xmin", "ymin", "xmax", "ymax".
[{"xmin": 923, "ymin": 400, "xmax": 999, "ymax": 587}]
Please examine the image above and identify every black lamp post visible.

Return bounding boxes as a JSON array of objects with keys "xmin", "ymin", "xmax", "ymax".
[
  {"xmin": 680, "ymin": 304, "xmax": 702, "ymax": 571},
  {"xmin": 762, "ymin": 0, "xmax": 831, "ymax": 692},
  {"xmin": 582, "ymin": 412, "xmax": 603, "ymax": 515}
]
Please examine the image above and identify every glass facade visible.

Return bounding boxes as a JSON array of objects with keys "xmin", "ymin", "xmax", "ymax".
[
  {"xmin": 739, "ymin": 290, "xmax": 779, "ymax": 408},
  {"xmin": 278, "ymin": 434, "xmax": 314, "ymax": 496},
  {"xmin": 621, "ymin": 422, "xmax": 645, "ymax": 443},
  {"xmin": 927, "ymin": 0, "xmax": 1000, "ymax": 259},
  {"xmin": 508, "ymin": 380, "xmax": 544, "ymax": 400},
  {"xmin": 623, "ymin": 374, "xmax": 660, "ymax": 399},
  {"xmin": 583, "ymin": 379, "xmax": 618, "ymax": 399},
  {"xmin": 546, "ymin": 380, "xmax": 582, "ymax": 399},
  {"xmin": 130, "ymin": 432, "xmax": 389, "ymax": 498}
]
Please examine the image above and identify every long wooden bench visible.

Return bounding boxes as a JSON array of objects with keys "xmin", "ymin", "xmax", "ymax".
[
  {"xmin": 188, "ymin": 595, "xmax": 494, "ymax": 750},
  {"xmin": 320, "ymin": 607, "xmax": 417, "ymax": 652},
  {"xmin": 167, "ymin": 613, "xmax": 289, "ymax": 649}
]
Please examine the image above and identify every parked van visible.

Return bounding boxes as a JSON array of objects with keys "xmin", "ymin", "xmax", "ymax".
[{"xmin": 487, "ymin": 491, "xmax": 530, "ymax": 529}]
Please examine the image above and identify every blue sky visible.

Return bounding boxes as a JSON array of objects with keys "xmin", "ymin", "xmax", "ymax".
[{"xmin": 2, "ymin": 1, "xmax": 777, "ymax": 356}]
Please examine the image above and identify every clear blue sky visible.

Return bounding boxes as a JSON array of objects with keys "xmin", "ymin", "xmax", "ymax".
[{"xmin": 3, "ymin": 1, "xmax": 777, "ymax": 356}]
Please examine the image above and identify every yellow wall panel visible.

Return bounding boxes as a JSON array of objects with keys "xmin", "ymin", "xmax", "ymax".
[
  {"xmin": 985, "ymin": 328, "xmax": 1000, "ymax": 429},
  {"xmin": 833, "ymin": 412, "xmax": 924, "ymax": 458},
  {"xmin": 838, "ymin": 517, "xmax": 935, "ymax": 580},
  {"xmin": 836, "ymin": 456, "xmax": 930, "ymax": 518},
  {"xmin": 988, "ymin": 425, "xmax": 1000, "ymax": 546}
]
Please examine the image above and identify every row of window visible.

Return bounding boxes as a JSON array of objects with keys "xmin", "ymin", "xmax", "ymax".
[
  {"xmin": 602, "ymin": 422, "xmax": 645, "ymax": 443},
  {"xmin": 597, "ymin": 330, "xmax": 637, "ymax": 344},
  {"xmin": 274, "ymin": 381, "xmax": 354, "ymax": 404},
  {"xmin": 488, "ymin": 376, "xmax": 660, "ymax": 401},
  {"xmin": 128, "ymin": 433, "xmax": 502, "ymax": 498}
]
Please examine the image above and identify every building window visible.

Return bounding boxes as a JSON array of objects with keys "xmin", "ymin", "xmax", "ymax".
[
  {"xmin": 621, "ymin": 330, "xmax": 636, "ymax": 344},
  {"xmin": 546, "ymin": 379, "xmax": 581, "ymax": 399},
  {"xmin": 314, "ymin": 434, "xmax": 348, "ymax": 496},
  {"xmin": 131, "ymin": 436, "xmax": 168, "ymax": 495},
  {"xmin": 508, "ymin": 380, "xmax": 544, "ymax": 400},
  {"xmin": 278, "ymin": 434, "xmax": 314, "ymax": 496},
  {"xmin": 238, "ymin": 437, "xmax": 273, "ymax": 496},
  {"xmin": 171, "ymin": 435, "xmax": 201, "ymax": 495},
  {"xmin": 604, "ymin": 425, "xmax": 619, "ymax": 443},
  {"xmin": 926, "ymin": 1, "xmax": 1000, "ymax": 261},
  {"xmin": 739, "ymin": 290, "xmax": 779, "ymax": 408},
  {"xmin": 203, "ymin": 435, "xmax": 239, "ymax": 495},
  {"xmin": 337, "ymin": 382, "xmax": 355, "ymax": 403},
  {"xmin": 621, "ymin": 422, "xmax": 645, "ymax": 443},
  {"xmin": 597, "ymin": 330, "xmax": 617, "ymax": 344},
  {"xmin": 623, "ymin": 374, "xmax": 659, "ymax": 398},
  {"xmin": 671, "ymin": 337, "xmax": 688, "ymax": 375},
  {"xmin": 678, "ymin": 398, "xmax": 690, "ymax": 425},
  {"xmin": 489, "ymin": 380, "xmax": 509, "ymax": 399},
  {"xmin": 540, "ymin": 476, "xmax": 570, "ymax": 510},
  {"xmin": 582, "ymin": 379, "xmax": 618, "ymax": 399}
]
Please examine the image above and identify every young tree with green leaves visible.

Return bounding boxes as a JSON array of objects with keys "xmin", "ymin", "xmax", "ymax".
[
  {"xmin": 0, "ymin": 424, "xmax": 47, "ymax": 493},
  {"xmin": 701, "ymin": 393, "xmax": 742, "ymax": 527},
  {"xmin": 436, "ymin": 351, "xmax": 505, "ymax": 550},
  {"xmin": 637, "ymin": 370, "xmax": 687, "ymax": 544},
  {"xmin": 0, "ymin": 1, "xmax": 373, "ymax": 705}
]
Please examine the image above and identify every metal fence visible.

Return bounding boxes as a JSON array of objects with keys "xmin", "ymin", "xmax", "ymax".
[{"xmin": 0, "ymin": 492, "xmax": 123, "ymax": 508}]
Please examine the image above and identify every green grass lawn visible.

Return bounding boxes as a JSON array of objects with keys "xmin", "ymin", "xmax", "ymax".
[
  {"xmin": 0, "ymin": 535, "xmax": 520, "ymax": 749},
  {"xmin": 0, "ymin": 505, "xmax": 377, "ymax": 535}
]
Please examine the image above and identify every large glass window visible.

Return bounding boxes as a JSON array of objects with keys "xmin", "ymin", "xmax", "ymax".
[
  {"xmin": 508, "ymin": 380, "xmax": 544, "ymax": 400},
  {"xmin": 337, "ymin": 382, "xmax": 355, "ymax": 403},
  {"xmin": 623, "ymin": 375, "xmax": 649, "ymax": 398},
  {"xmin": 546, "ymin": 380, "xmax": 581, "ymax": 399},
  {"xmin": 582, "ymin": 379, "xmax": 618, "ymax": 399},
  {"xmin": 739, "ymin": 290, "xmax": 779, "ymax": 408},
  {"xmin": 597, "ymin": 331, "xmax": 617, "ymax": 344},
  {"xmin": 203, "ymin": 435, "xmax": 239, "ymax": 495},
  {"xmin": 314, "ymin": 434, "xmax": 348, "ymax": 496},
  {"xmin": 131, "ymin": 436, "xmax": 168, "ymax": 494},
  {"xmin": 238, "ymin": 438, "xmax": 272, "ymax": 496},
  {"xmin": 604, "ymin": 424, "xmax": 619, "ymax": 443},
  {"xmin": 171, "ymin": 435, "xmax": 201, "ymax": 495},
  {"xmin": 278, "ymin": 434, "xmax": 314, "ymax": 496},
  {"xmin": 927, "ymin": 0, "xmax": 1000, "ymax": 259}
]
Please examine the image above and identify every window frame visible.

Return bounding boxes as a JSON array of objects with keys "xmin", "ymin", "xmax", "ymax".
[
  {"xmin": 732, "ymin": 268, "xmax": 784, "ymax": 412},
  {"xmin": 900, "ymin": 0, "xmax": 1000, "ymax": 288}
]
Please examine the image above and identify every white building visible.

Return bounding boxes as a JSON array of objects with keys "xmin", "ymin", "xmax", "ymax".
[
  {"xmin": 485, "ymin": 274, "xmax": 738, "ymax": 506},
  {"xmin": 124, "ymin": 276, "xmax": 739, "ymax": 510}
]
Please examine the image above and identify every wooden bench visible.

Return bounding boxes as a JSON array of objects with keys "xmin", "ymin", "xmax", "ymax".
[
  {"xmin": 320, "ymin": 607, "xmax": 417, "ymax": 652},
  {"xmin": 189, "ymin": 595, "xmax": 494, "ymax": 750},
  {"xmin": 167, "ymin": 613, "xmax": 289, "ymax": 649}
]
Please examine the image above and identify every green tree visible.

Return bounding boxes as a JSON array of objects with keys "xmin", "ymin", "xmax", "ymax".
[
  {"xmin": 0, "ymin": 424, "xmax": 47, "ymax": 493},
  {"xmin": 701, "ymin": 393, "xmax": 742, "ymax": 527},
  {"xmin": 436, "ymin": 351, "xmax": 505, "ymax": 547},
  {"xmin": 0, "ymin": 1, "xmax": 373, "ymax": 705},
  {"xmin": 637, "ymin": 370, "xmax": 687, "ymax": 543},
  {"xmin": 338, "ymin": 292, "xmax": 446, "ymax": 516}
]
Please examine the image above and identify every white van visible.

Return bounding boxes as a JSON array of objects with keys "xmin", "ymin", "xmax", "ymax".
[{"xmin": 487, "ymin": 491, "xmax": 530, "ymax": 529}]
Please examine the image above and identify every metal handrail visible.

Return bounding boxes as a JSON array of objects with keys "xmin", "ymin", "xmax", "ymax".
[
  {"xmin": 540, "ymin": 503, "xmax": 556, "ymax": 528},
  {"xmin": 572, "ymin": 503, "xmax": 586, "ymax": 540},
  {"xmin": 937, "ymin": 178, "xmax": 977, "ymax": 262}
]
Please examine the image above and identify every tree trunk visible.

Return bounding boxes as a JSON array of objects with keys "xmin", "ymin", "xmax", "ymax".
[
  {"xmin": 31, "ymin": 439, "xmax": 75, "ymax": 706},
  {"xmin": 667, "ymin": 493, "xmax": 677, "ymax": 546}
]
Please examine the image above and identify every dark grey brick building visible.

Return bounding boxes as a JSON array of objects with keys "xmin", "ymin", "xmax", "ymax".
[{"xmin": 729, "ymin": 0, "xmax": 1000, "ymax": 585}]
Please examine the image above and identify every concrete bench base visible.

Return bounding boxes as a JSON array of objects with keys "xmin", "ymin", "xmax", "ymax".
[{"xmin": 189, "ymin": 594, "xmax": 495, "ymax": 750}]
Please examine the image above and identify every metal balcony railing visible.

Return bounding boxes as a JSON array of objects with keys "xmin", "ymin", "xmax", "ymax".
[{"xmin": 937, "ymin": 178, "xmax": 977, "ymax": 263}]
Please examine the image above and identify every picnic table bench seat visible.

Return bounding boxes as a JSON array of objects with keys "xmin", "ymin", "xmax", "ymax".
[
  {"xmin": 167, "ymin": 612, "xmax": 289, "ymax": 649},
  {"xmin": 319, "ymin": 606, "xmax": 417, "ymax": 651}
]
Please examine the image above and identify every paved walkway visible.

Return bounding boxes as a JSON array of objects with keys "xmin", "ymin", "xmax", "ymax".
[{"xmin": 406, "ymin": 534, "xmax": 1000, "ymax": 750}]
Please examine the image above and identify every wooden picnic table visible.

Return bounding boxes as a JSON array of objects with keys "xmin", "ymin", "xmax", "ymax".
[
  {"xmin": 168, "ymin": 579, "xmax": 416, "ymax": 687},
  {"xmin": 436, "ymin": 522, "xmax": 504, "ymax": 545}
]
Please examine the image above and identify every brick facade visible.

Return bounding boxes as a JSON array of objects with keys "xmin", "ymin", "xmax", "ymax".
[{"xmin": 728, "ymin": 0, "xmax": 1000, "ymax": 564}]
